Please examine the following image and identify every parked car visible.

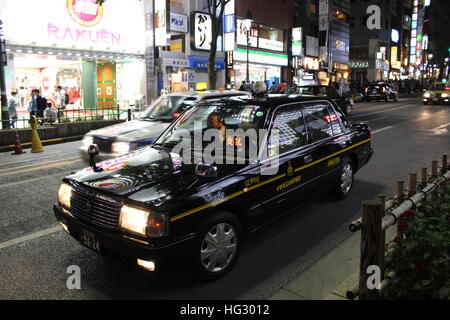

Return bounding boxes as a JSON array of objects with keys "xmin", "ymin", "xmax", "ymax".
[
  {"xmin": 79, "ymin": 90, "xmax": 251, "ymax": 162},
  {"xmin": 55, "ymin": 95, "xmax": 373, "ymax": 280},
  {"xmin": 289, "ymin": 85, "xmax": 354, "ymax": 116},
  {"xmin": 364, "ymin": 83, "xmax": 399, "ymax": 102},
  {"xmin": 422, "ymin": 82, "xmax": 450, "ymax": 105}
]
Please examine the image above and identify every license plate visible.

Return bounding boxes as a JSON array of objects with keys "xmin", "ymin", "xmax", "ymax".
[
  {"xmin": 433, "ymin": 98, "xmax": 438, "ymax": 101},
  {"xmin": 80, "ymin": 229, "xmax": 101, "ymax": 253}
]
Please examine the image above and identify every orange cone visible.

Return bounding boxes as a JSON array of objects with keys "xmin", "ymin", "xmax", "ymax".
[{"xmin": 11, "ymin": 130, "xmax": 25, "ymax": 155}]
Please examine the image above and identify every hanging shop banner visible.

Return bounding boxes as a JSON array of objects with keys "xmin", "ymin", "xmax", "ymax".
[
  {"xmin": 303, "ymin": 57, "xmax": 320, "ymax": 70},
  {"xmin": 155, "ymin": 0, "xmax": 170, "ymax": 47},
  {"xmin": 0, "ymin": 0, "xmax": 146, "ymax": 54},
  {"xmin": 170, "ymin": 13, "xmax": 188, "ymax": 33}
]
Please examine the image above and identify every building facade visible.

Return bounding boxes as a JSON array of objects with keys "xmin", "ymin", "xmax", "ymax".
[{"xmin": 1, "ymin": 0, "xmax": 147, "ymax": 110}]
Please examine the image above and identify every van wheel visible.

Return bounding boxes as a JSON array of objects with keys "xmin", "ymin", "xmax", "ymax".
[
  {"xmin": 192, "ymin": 212, "xmax": 243, "ymax": 281},
  {"xmin": 332, "ymin": 158, "xmax": 355, "ymax": 199}
]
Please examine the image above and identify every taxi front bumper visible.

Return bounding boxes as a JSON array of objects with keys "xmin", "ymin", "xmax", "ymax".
[{"xmin": 53, "ymin": 204, "xmax": 196, "ymax": 268}]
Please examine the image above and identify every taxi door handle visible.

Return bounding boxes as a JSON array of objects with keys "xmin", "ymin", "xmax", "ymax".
[{"xmin": 304, "ymin": 155, "xmax": 313, "ymax": 163}]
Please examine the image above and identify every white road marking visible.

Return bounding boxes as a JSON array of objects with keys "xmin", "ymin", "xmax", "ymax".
[
  {"xmin": 372, "ymin": 126, "xmax": 394, "ymax": 134},
  {"xmin": 430, "ymin": 122, "xmax": 450, "ymax": 135},
  {"xmin": 0, "ymin": 173, "xmax": 67, "ymax": 189},
  {"xmin": 0, "ymin": 225, "xmax": 62, "ymax": 251},
  {"xmin": 352, "ymin": 104, "xmax": 415, "ymax": 119}
]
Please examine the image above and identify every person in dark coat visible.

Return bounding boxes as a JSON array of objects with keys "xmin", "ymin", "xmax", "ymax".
[{"xmin": 35, "ymin": 89, "xmax": 47, "ymax": 118}]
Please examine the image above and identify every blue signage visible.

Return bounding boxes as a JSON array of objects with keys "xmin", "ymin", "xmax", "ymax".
[
  {"xmin": 224, "ymin": 14, "xmax": 235, "ymax": 34},
  {"xmin": 189, "ymin": 56, "xmax": 225, "ymax": 70}
]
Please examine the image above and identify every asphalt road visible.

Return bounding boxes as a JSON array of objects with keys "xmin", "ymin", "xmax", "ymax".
[{"xmin": 0, "ymin": 97, "xmax": 449, "ymax": 300}]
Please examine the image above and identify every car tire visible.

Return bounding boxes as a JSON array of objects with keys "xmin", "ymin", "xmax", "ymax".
[
  {"xmin": 332, "ymin": 157, "xmax": 355, "ymax": 200},
  {"xmin": 385, "ymin": 96, "xmax": 389, "ymax": 102},
  {"xmin": 423, "ymin": 101, "xmax": 428, "ymax": 105},
  {"xmin": 192, "ymin": 212, "xmax": 243, "ymax": 281}
]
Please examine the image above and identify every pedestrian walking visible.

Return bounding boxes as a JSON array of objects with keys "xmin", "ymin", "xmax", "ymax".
[
  {"xmin": 28, "ymin": 90, "xmax": 38, "ymax": 118},
  {"xmin": 239, "ymin": 81, "xmax": 247, "ymax": 91},
  {"xmin": 269, "ymin": 82, "xmax": 278, "ymax": 93},
  {"xmin": 278, "ymin": 80, "xmax": 289, "ymax": 94},
  {"xmin": 8, "ymin": 91, "xmax": 19, "ymax": 128}
]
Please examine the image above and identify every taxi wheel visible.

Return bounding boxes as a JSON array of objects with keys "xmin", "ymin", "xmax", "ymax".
[
  {"xmin": 192, "ymin": 212, "xmax": 243, "ymax": 281},
  {"xmin": 332, "ymin": 158, "xmax": 354, "ymax": 199}
]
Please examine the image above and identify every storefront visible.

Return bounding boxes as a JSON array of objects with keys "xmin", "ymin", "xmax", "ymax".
[
  {"xmin": 232, "ymin": 48, "xmax": 288, "ymax": 88},
  {"xmin": 0, "ymin": 0, "xmax": 146, "ymax": 110},
  {"xmin": 331, "ymin": 62, "xmax": 350, "ymax": 83}
]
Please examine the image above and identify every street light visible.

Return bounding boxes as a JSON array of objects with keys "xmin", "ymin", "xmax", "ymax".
[{"xmin": 243, "ymin": 10, "xmax": 253, "ymax": 84}]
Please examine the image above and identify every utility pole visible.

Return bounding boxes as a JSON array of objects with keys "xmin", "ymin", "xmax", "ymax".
[{"xmin": 0, "ymin": 19, "xmax": 10, "ymax": 130}]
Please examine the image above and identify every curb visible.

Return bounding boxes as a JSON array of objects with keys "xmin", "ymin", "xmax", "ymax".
[{"xmin": 0, "ymin": 135, "xmax": 83, "ymax": 153}]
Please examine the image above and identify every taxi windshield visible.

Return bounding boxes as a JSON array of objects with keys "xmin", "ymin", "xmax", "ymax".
[
  {"xmin": 154, "ymin": 103, "xmax": 268, "ymax": 160},
  {"xmin": 139, "ymin": 95, "xmax": 196, "ymax": 121},
  {"xmin": 429, "ymin": 84, "xmax": 449, "ymax": 91}
]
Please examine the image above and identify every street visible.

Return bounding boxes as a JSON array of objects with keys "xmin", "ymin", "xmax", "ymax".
[{"xmin": 0, "ymin": 97, "xmax": 449, "ymax": 300}]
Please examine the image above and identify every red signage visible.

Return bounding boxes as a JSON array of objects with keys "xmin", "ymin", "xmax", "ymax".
[{"xmin": 67, "ymin": 0, "xmax": 104, "ymax": 27}]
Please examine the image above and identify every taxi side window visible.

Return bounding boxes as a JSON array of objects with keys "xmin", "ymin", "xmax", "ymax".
[
  {"xmin": 269, "ymin": 106, "xmax": 307, "ymax": 156},
  {"xmin": 303, "ymin": 103, "xmax": 342, "ymax": 142}
]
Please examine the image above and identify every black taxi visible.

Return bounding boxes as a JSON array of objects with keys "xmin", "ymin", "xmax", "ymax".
[{"xmin": 54, "ymin": 95, "xmax": 373, "ymax": 280}]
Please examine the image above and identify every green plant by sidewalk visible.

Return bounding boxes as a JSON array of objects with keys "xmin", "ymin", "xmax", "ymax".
[{"xmin": 382, "ymin": 182, "xmax": 450, "ymax": 300}]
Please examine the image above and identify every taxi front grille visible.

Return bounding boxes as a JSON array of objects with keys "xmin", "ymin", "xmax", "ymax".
[{"xmin": 70, "ymin": 185, "xmax": 122, "ymax": 230}]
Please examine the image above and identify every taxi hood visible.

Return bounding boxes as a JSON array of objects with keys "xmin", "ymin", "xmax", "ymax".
[
  {"xmin": 87, "ymin": 120, "xmax": 170, "ymax": 142},
  {"xmin": 67, "ymin": 147, "xmax": 195, "ymax": 197}
]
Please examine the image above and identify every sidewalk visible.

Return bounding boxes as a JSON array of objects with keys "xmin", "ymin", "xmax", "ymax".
[{"xmin": 269, "ymin": 221, "xmax": 397, "ymax": 300}]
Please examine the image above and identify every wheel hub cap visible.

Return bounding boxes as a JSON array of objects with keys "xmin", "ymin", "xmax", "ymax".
[{"xmin": 200, "ymin": 223, "xmax": 237, "ymax": 273}]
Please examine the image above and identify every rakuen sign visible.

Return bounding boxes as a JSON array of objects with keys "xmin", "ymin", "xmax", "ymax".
[{"xmin": 48, "ymin": 24, "xmax": 121, "ymax": 46}]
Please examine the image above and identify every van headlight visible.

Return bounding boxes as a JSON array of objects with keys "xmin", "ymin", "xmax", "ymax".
[
  {"xmin": 112, "ymin": 142, "xmax": 130, "ymax": 154},
  {"xmin": 57, "ymin": 183, "xmax": 73, "ymax": 209},
  {"xmin": 423, "ymin": 92, "xmax": 431, "ymax": 98},
  {"xmin": 442, "ymin": 93, "xmax": 449, "ymax": 98},
  {"xmin": 119, "ymin": 205, "xmax": 168, "ymax": 238}
]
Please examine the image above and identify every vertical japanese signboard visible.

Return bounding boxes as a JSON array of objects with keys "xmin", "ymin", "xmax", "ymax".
[
  {"xmin": 319, "ymin": 0, "xmax": 329, "ymax": 68},
  {"xmin": 193, "ymin": 12, "xmax": 212, "ymax": 50},
  {"xmin": 292, "ymin": 27, "xmax": 303, "ymax": 57},
  {"xmin": 223, "ymin": 0, "xmax": 236, "ymax": 52},
  {"xmin": 155, "ymin": 0, "xmax": 169, "ymax": 47}
]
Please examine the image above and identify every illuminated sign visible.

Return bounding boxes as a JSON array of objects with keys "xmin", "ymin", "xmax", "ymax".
[
  {"xmin": 234, "ymin": 48, "xmax": 288, "ymax": 66},
  {"xmin": 66, "ymin": 0, "xmax": 103, "ymax": 27},
  {"xmin": 155, "ymin": 0, "xmax": 169, "ymax": 47},
  {"xmin": 391, "ymin": 29, "xmax": 399, "ymax": 43},
  {"xmin": 193, "ymin": 12, "xmax": 212, "ymax": 50},
  {"xmin": 1, "ymin": 0, "xmax": 145, "ymax": 54},
  {"xmin": 304, "ymin": 57, "xmax": 320, "ymax": 70},
  {"xmin": 292, "ymin": 27, "xmax": 303, "ymax": 56}
]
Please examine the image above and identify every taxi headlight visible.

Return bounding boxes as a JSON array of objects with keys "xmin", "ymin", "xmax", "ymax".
[
  {"xmin": 82, "ymin": 136, "xmax": 94, "ymax": 147},
  {"xmin": 442, "ymin": 93, "xmax": 449, "ymax": 98},
  {"xmin": 423, "ymin": 93, "xmax": 431, "ymax": 98},
  {"xmin": 112, "ymin": 142, "xmax": 130, "ymax": 154},
  {"xmin": 57, "ymin": 183, "xmax": 73, "ymax": 209},
  {"xmin": 119, "ymin": 205, "xmax": 168, "ymax": 238}
]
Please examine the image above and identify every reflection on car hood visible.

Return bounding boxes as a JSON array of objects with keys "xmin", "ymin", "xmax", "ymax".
[
  {"xmin": 88, "ymin": 120, "xmax": 170, "ymax": 142},
  {"xmin": 67, "ymin": 147, "xmax": 197, "ymax": 199}
]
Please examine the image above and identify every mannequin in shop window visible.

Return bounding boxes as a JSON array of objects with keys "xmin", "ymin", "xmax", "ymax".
[{"xmin": 55, "ymin": 86, "xmax": 66, "ymax": 118}]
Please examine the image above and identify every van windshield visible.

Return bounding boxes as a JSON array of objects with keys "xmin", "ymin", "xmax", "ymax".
[{"xmin": 139, "ymin": 96, "xmax": 196, "ymax": 121}]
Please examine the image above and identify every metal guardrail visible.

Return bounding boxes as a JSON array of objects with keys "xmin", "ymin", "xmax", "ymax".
[
  {"xmin": 346, "ymin": 154, "xmax": 449, "ymax": 300},
  {"xmin": 1, "ymin": 106, "xmax": 143, "ymax": 130}
]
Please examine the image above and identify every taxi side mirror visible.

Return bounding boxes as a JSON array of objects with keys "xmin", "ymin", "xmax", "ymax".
[{"xmin": 195, "ymin": 163, "xmax": 218, "ymax": 179}]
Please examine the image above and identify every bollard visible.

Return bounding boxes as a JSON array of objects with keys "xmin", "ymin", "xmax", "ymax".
[
  {"xmin": 396, "ymin": 181, "xmax": 405, "ymax": 205},
  {"xmin": 359, "ymin": 200, "xmax": 384, "ymax": 300},
  {"xmin": 442, "ymin": 154, "xmax": 448, "ymax": 174},
  {"xmin": 128, "ymin": 108, "xmax": 132, "ymax": 121},
  {"xmin": 420, "ymin": 167, "xmax": 428, "ymax": 188},
  {"xmin": 431, "ymin": 160, "xmax": 438, "ymax": 178},
  {"xmin": 377, "ymin": 195, "xmax": 386, "ymax": 279},
  {"xmin": 30, "ymin": 116, "xmax": 44, "ymax": 153},
  {"xmin": 408, "ymin": 173, "xmax": 417, "ymax": 197}
]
